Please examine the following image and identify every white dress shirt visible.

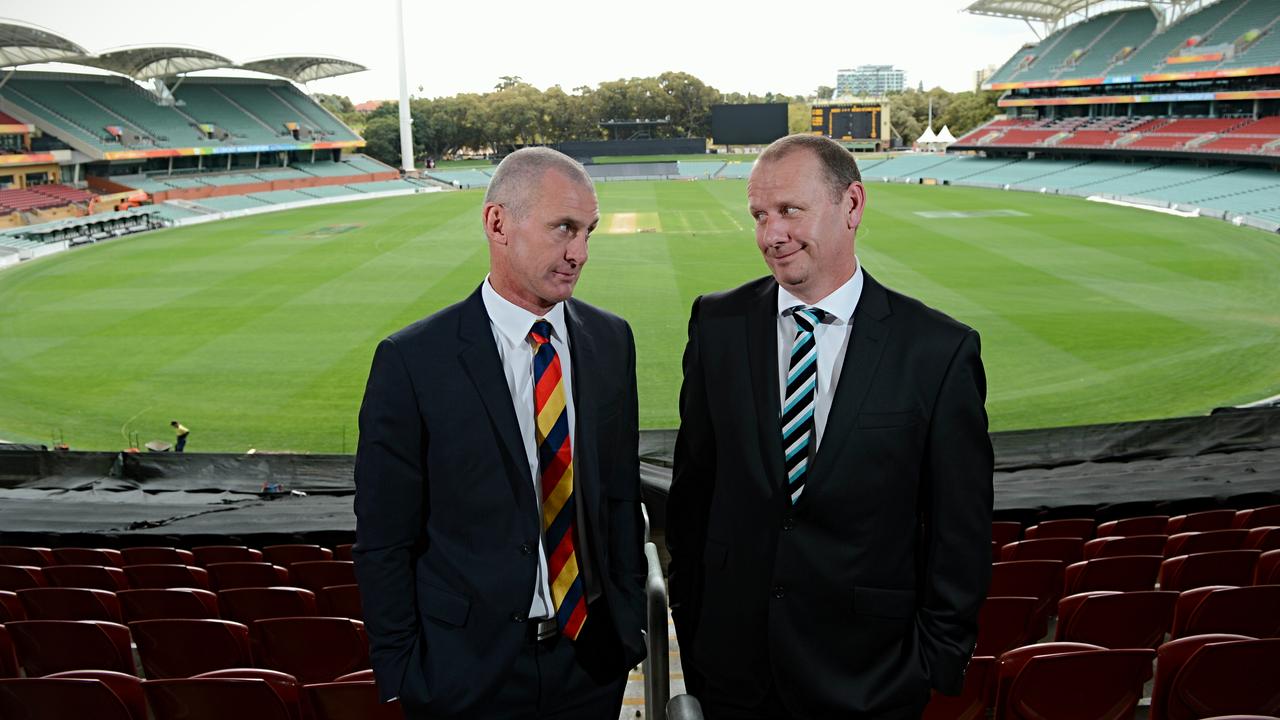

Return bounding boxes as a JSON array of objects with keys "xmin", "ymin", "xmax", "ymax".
[
  {"xmin": 776, "ymin": 261, "xmax": 864, "ymax": 450},
  {"xmin": 481, "ymin": 277, "xmax": 575, "ymax": 621}
]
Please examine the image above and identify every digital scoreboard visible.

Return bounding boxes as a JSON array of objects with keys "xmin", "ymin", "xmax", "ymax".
[{"xmin": 810, "ymin": 103, "xmax": 885, "ymax": 141}]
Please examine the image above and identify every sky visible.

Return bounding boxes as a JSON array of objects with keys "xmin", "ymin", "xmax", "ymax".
[{"xmin": 5, "ymin": 0, "xmax": 1047, "ymax": 102}]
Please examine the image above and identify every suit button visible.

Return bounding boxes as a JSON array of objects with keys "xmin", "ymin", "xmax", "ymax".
[
  {"xmin": 773, "ymin": 584, "xmax": 785, "ymax": 599},
  {"xmin": 512, "ymin": 612, "xmax": 527, "ymax": 623},
  {"xmin": 782, "ymin": 517, "xmax": 795, "ymax": 531},
  {"xmin": 520, "ymin": 543, "xmax": 533, "ymax": 556}
]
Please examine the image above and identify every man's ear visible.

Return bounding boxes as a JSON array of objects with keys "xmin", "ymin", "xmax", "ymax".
[
  {"xmin": 846, "ymin": 182, "xmax": 867, "ymax": 230},
  {"xmin": 483, "ymin": 202, "xmax": 506, "ymax": 244}
]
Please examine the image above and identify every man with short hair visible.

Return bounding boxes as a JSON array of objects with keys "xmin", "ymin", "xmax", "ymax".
[
  {"xmin": 170, "ymin": 421, "xmax": 189, "ymax": 453},
  {"xmin": 353, "ymin": 147, "xmax": 646, "ymax": 719},
  {"xmin": 667, "ymin": 134, "xmax": 993, "ymax": 719}
]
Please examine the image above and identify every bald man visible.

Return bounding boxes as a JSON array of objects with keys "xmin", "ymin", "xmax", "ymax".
[{"xmin": 353, "ymin": 148, "xmax": 646, "ymax": 719}]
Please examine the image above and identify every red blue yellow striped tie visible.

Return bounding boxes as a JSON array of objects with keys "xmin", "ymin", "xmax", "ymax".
[{"xmin": 530, "ymin": 320, "xmax": 587, "ymax": 640}]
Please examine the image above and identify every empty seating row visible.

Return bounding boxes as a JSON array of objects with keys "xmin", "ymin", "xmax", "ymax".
[
  {"xmin": 991, "ymin": 505, "xmax": 1280, "ymax": 544},
  {"xmin": 0, "ymin": 543, "xmax": 352, "ymax": 568},
  {"xmin": 0, "ymin": 584, "xmax": 360, "ymax": 624},
  {"xmin": 0, "ymin": 559, "xmax": 354, "ymax": 593},
  {"xmin": 997, "ymin": 526, "xmax": 1280, "ymax": 564}
]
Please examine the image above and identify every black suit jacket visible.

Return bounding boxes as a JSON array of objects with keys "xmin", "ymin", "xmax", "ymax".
[
  {"xmin": 667, "ymin": 271, "xmax": 993, "ymax": 717},
  {"xmin": 352, "ymin": 286, "xmax": 647, "ymax": 716}
]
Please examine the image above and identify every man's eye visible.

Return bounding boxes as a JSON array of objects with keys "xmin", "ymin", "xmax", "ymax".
[{"xmin": 784, "ymin": 206, "xmax": 800, "ymax": 215}]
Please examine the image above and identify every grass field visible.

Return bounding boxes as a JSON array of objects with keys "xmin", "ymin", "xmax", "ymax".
[{"xmin": 1, "ymin": 181, "xmax": 1278, "ymax": 453}]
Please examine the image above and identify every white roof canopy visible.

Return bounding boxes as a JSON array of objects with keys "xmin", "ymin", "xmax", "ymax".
[
  {"xmin": 936, "ymin": 125, "xmax": 958, "ymax": 143},
  {"xmin": 917, "ymin": 126, "xmax": 938, "ymax": 144},
  {"xmin": 0, "ymin": 19, "xmax": 86, "ymax": 67}
]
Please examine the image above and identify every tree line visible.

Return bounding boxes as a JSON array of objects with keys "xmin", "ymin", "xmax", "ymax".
[{"xmin": 315, "ymin": 73, "xmax": 1001, "ymax": 165}]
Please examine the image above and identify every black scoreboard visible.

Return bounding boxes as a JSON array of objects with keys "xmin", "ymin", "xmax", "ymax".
[
  {"xmin": 711, "ymin": 103, "xmax": 789, "ymax": 145},
  {"xmin": 810, "ymin": 103, "xmax": 884, "ymax": 141}
]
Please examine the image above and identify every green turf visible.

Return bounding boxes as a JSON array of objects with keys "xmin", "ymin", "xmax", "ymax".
[{"xmin": 2, "ymin": 182, "xmax": 1278, "ymax": 453}]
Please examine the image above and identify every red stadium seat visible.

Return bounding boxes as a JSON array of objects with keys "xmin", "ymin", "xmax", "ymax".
[
  {"xmin": 1150, "ymin": 633, "xmax": 1254, "ymax": 720},
  {"xmin": 1163, "ymin": 530, "xmax": 1249, "ymax": 557},
  {"xmin": 1172, "ymin": 585, "xmax": 1280, "ymax": 639},
  {"xmin": 1083, "ymin": 534, "xmax": 1169, "ymax": 559},
  {"xmin": 1233, "ymin": 505, "xmax": 1280, "ymax": 529},
  {"xmin": 118, "ymin": 588, "xmax": 220, "ymax": 622},
  {"xmin": 262, "ymin": 545, "xmax": 333, "ymax": 568},
  {"xmin": 287, "ymin": 561, "xmax": 356, "ymax": 593},
  {"xmin": 992, "ymin": 521, "xmax": 1022, "ymax": 548},
  {"xmin": 988, "ymin": 560, "xmax": 1066, "ymax": 639},
  {"xmin": 144, "ymin": 678, "xmax": 295, "ymax": 720},
  {"xmin": 130, "ymin": 619, "xmax": 252, "ymax": 679},
  {"xmin": 0, "ymin": 565, "xmax": 47, "ymax": 591},
  {"xmin": 1153, "ymin": 637, "xmax": 1280, "ymax": 720},
  {"xmin": 318, "ymin": 584, "xmax": 362, "ymax": 620},
  {"xmin": 207, "ymin": 562, "xmax": 290, "ymax": 591},
  {"xmin": 994, "ymin": 642, "xmax": 1104, "ymax": 720},
  {"xmin": 1096, "ymin": 516, "xmax": 1169, "ymax": 537},
  {"xmin": 921, "ymin": 655, "xmax": 994, "ymax": 720},
  {"xmin": 43, "ymin": 564, "xmax": 129, "ymax": 591},
  {"xmin": 0, "ymin": 626, "xmax": 17, "ymax": 678},
  {"xmin": 0, "ymin": 676, "xmax": 142, "ymax": 720},
  {"xmin": 1024, "ymin": 519, "xmax": 1094, "ymax": 540},
  {"xmin": 0, "ymin": 591, "xmax": 25, "ymax": 622},
  {"xmin": 1256, "ymin": 550, "xmax": 1280, "ymax": 585},
  {"xmin": 16, "ymin": 587, "xmax": 122, "ymax": 622},
  {"xmin": 1166, "ymin": 510, "xmax": 1236, "ymax": 535},
  {"xmin": 306, "ymin": 677, "xmax": 405, "ymax": 720},
  {"xmin": 192, "ymin": 546, "xmax": 264, "ymax": 567},
  {"xmin": 5, "ymin": 620, "xmax": 136, "ymax": 676},
  {"xmin": 218, "ymin": 587, "xmax": 318, "ymax": 624},
  {"xmin": 1055, "ymin": 590, "xmax": 1177, "ymax": 649},
  {"xmin": 253, "ymin": 617, "xmax": 370, "ymax": 683},
  {"xmin": 123, "ymin": 564, "xmax": 210, "ymax": 590},
  {"xmin": 46, "ymin": 670, "xmax": 146, "ymax": 720},
  {"xmin": 1243, "ymin": 527, "xmax": 1280, "ymax": 551},
  {"xmin": 194, "ymin": 669, "xmax": 303, "ymax": 720},
  {"xmin": 51, "ymin": 548, "xmax": 124, "ymax": 568},
  {"xmin": 0, "ymin": 547, "xmax": 55, "ymax": 567},
  {"xmin": 1002, "ymin": 648, "xmax": 1153, "ymax": 720},
  {"xmin": 976, "ymin": 597, "xmax": 1040, "ymax": 657},
  {"xmin": 120, "ymin": 547, "xmax": 196, "ymax": 566},
  {"xmin": 1062, "ymin": 555, "xmax": 1162, "ymax": 594},
  {"xmin": 333, "ymin": 544, "xmax": 354, "ymax": 561},
  {"xmin": 1000, "ymin": 538, "xmax": 1084, "ymax": 565},
  {"xmin": 1159, "ymin": 551, "xmax": 1261, "ymax": 591}
]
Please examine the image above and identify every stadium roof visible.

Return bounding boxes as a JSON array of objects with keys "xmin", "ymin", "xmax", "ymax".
[
  {"xmin": 73, "ymin": 45, "xmax": 233, "ymax": 80},
  {"xmin": 0, "ymin": 19, "xmax": 87, "ymax": 67},
  {"xmin": 238, "ymin": 56, "xmax": 367, "ymax": 83},
  {"xmin": 964, "ymin": 0, "xmax": 1185, "ymax": 25}
]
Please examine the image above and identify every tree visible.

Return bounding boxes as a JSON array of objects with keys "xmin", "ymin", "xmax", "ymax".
[
  {"xmin": 814, "ymin": 86, "xmax": 834, "ymax": 101},
  {"xmin": 361, "ymin": 115, "xmax": 402, "ymax": 166}
]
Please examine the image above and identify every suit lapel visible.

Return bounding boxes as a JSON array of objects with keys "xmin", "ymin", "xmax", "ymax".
[
  {"xmin": 457, "ymin": 287, "xmax": 538, "ymax": 518},
  {"xmin": 745, "ymin": 280, "xmax": 787, "ymax": 493},
  {"xmin": 807, "ymin": 271, "xmax": 892, "ymax": 485},
  {"xmin": 563, "ymin": 300, "xmax": 602, "ymax": 534}
]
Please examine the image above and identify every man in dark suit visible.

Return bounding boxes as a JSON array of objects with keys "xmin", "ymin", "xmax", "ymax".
[
  {"xmin": 353, "ymin": 148, "xmax": 646, "ymax": 719},
  {"xmin": 666, "ymin": 135, "xmax": 993, "ymax": 719}
]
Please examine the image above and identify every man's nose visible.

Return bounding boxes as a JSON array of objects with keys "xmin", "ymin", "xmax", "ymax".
[{"xmin": 565, "ymin": 231, "xmax": 588, "ymax": 265}]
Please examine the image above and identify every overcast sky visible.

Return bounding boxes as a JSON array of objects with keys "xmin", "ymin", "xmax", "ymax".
[{"xmin": 8, "ymin": 0, "xmax": 1045, "ymax": 101}]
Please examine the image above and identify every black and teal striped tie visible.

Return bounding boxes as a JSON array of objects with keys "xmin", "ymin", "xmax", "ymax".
[{"xmin": 781, "ymin": 306, "xmax": 826, "ymax": 504}]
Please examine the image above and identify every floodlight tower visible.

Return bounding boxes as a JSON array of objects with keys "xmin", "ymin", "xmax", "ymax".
[{"xmin": 396, "ymin": 0, "xmax": 415, "ymax": 172}]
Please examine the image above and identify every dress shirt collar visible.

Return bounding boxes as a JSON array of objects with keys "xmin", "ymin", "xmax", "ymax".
[
  {"xmin": 776, "ymin": 258, "xmax": 864, "ymax": 325},
  {"xmin": 481, "ymin": 276, "xmax": 569, "ymax": 348}
]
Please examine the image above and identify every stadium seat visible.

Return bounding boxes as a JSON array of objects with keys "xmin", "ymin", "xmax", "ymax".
[
  {"xmin": 46, "ymin": 670, "xmax": 147, "ymax": 720},
  {"xmin": 123, "ymin": 564, "xmax": 210, "ymax": 590},
  {"xmin": 1167, "ymin": 510, "xmax": 1237, "ymax": 534},
  {"xmin": 1083, "ymin": 534, "xmax": 1169, "ymax": 559},
  {"xmin": 1256, "ymin": 550, "xmax": 1280, "ymax": 585},
  {"xmin": 117, "ymin": 588, "xmax": 220, "ymax": 622},
  {"xmin": 1159, "ymin": 550, "xmax": 1262, "ymax": 591},
  {"xmin": 1172, "ymin": 585, "xmax": 1280, "ymax": 639},
  {"xmin": 0, "ymin": 675, "xmax": 143, "ymax": 720},
  {"xmin": 0, "ymin": 591, "xmax": 25, "ymax": 622},
  {"xmin": 333, "ymin": 544, "xmax": 354, "ymax": 561},
  {"xmin": 144, "ymin": 678, "xmax": 295, "ymax": 720},
  {"xmin": 1062, "ymin": 555, "xmax": 1162, "ymax": 594},
  {"xmin": 16, "ymin": 587, "xmax": 122, "ymax": 622},
  {"xmin": 51, "ymin": 548, "xmax": 124, "ymax": 567},
  {"xmin": 0, "ymin": 626, "xmax": 17, "ymax": 678},
  {"xmin": 192, "ymin": 546, "xmax": 264, "ymax": 566},
  {"xmin": 1244, "ymin": 527, "xmax": 1280, "ymax": 551},
  {"xmin": 988, "ymin": 560, "xmax": 1066, "ymax": 639},
  {"xmin": 5, "ymin": 620, "xmax": 136, "ymax": 676},
  {"xmin": 43, "ymin": 564, "xmax": 129, "ymax": 591},
  {"xmin": 1234, "ymin": 505, "xmax": 1280, "ymax": 529},
  {"xmin": 193, "ymin": 669, "xmax": 303, "ymax": 719},
  {"xmin": 976, "ymin": 597, "xmax": 1040, "ymax": 656},
  {"xmin": 994, "ymin": 642, "xmax": 1105, "ymax": 720},
  {"xmin": 262, "ymin": 545, "xmax": 333, "ymax": 568},
  {"xmin": 999, "ymin": 538, "xmax": 1084, "ymax": 565},
  {"xmin": 1024, "ymin": 519, "xmax": 1095, "ymax": 540},
  {"xmin": 1001, "ymin": 648, "xmax": 1154, "ymax": 720},
  {"xmin": 318, "ymin": 584, "xmax": 362, "ymax": 620},
  {"xmin": 130, "ymin": 619, "xmax": 252, "ymax": 678},
  {"xmin": 120, "ymin": 547, "xmax": 196, "ymax": 566},
  {"xmin": 1152, "ymin": 636, "xmax": 1280, "ymax": 720},
  {"xmin": 1055, "ymin": 590, "xmax": 1177, "ymax": 649},
  {"xmin": 306, "ymin": 676, "xmax": 405, "ymax": 720},
  {"xmin": 287, "ymin": 560, "xmax": 356, "ymax": 593},
  {"xmin": 1096, "ymin": 516, "xmax": 1169, "ymax": 537},
  {"xmin": 0, "ymin": 565, "xmax": 47, "ymax": 591},
  {"xmin": 921, "ymin": 655, "xmax": 994, "ymax": 720},
  {"xmin": 253, "ymin": 617, "xmax": 370, "ymax": 683},
  {"xmin": 0, "ymin": 547, "xmax": 55, "ymax": 567},
  {"xmin": 1164, "ymin": 530, "xmax": 1250, "ymax": 556},
  {"xmin": 218, "ymin": 587, "xmax": 318, "ymax": 624},
  {"xmin": 207, "ymin": 562, "xmax": 290, "ymax": 590}
]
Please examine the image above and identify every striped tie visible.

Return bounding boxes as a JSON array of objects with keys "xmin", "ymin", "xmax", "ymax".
[
  {"xmin": 781, "ymin": 307, "xmax": 826, "ymax": 504},
  {"xmin": 529, "ymin": 320, "xmax": 587, "ymax": 640}
]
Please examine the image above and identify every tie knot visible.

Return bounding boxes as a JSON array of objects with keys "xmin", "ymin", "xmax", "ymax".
[
  {"xmin": 790, "ymin": 306, "xmax": 826, "ymax": 333},
  {"xmin": 529, "ymin": 319, "xmax": 553, "ymax": 346}
]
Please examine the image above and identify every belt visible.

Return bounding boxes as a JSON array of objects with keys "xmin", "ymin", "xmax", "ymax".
[{"xmin": 528, "ymin": 618, "xmax": 557, "ymax": 643}]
